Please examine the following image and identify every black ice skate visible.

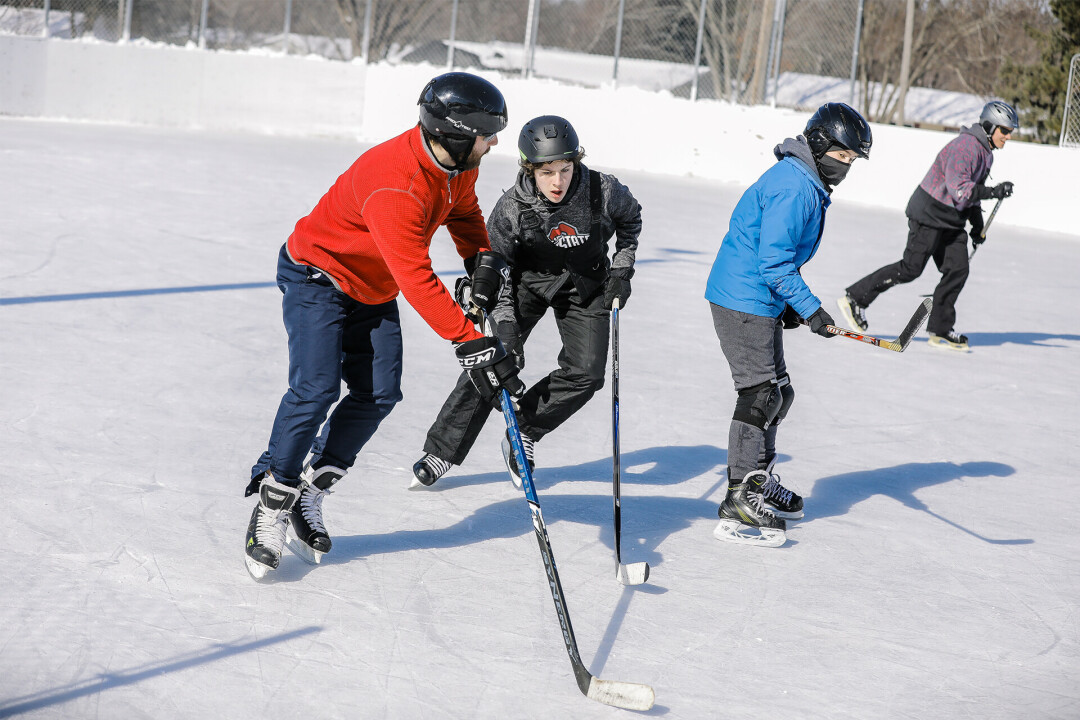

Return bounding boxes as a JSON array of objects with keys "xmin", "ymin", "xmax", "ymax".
[
  {"xmin": 286, "ymin": 464, "xmax": 345, "ymax": 565},
  {"xmin": 409, "ymin": 453, "xmax": 452, "ymax": 490},
  {"xmin": 244, "ymin": 475, "xmax": 300, "ymax": 580},
  {"xmin": 837, "ymin": 294, "xmax": 869, "ymax": 332},
  {"xmin": 760, "ymin": 460, "xmax": 804, "ymax": 520},
  {"xmin": 500, "ymin": 430, "xmax": 535, "ymax": 490},
  {"xmin": 714, "ymin": 470, "xmax": 786, "ymax": 548},
  {"xmin": 928, "ymin": 331, "xmax": 970, "ymax": 353}
]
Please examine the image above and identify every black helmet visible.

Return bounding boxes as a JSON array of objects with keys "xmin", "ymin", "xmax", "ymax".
[
  {"xmin": 980, "ymin": 100, "xmax": 1019, "ymax": 135},
  {"xmin": 418, "ymin": 72, "xmax": 508, "ymax": 141},
  {"xmin": 518, "ymin": 115, "xmax": 580, "ymax": 164},
  {"xmin": 805, "ymin": 102, "xmax": 872, "ymax": 159}
]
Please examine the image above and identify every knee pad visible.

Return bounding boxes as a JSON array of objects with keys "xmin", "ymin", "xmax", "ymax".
[
  {"xmin": 733, "ymin": 379, "xmax": 783, "ymax": 431},
  {"xmin": 772, "ymin": 374, "xmax": 795, "ymax": 426}
]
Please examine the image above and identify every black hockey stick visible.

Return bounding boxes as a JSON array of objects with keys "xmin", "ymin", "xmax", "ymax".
[
  {"xmin": 805, "ymin": 298, "xmax": 932, "ymax": 352},
  {"xmin": 486, "ymin": 313, "xmax": 655, "ymax": 711},
  {"xmin": 970, "ymin": 196, "xmax": 1004, "ymax": 260},
  {"xmin": 610, "ymin": 298, "xmax": 650, "ymax": 586}
]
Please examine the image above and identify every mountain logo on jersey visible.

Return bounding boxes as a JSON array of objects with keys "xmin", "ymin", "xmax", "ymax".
[{"xmin": 547, "ymin": 222, "xmax": 589, "ymax": 248}]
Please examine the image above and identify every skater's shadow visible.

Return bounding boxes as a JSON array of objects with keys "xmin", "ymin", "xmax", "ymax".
[
  {"xmin": 962, "ymin": 331, "xmax": 1080, "ymax": 348},
  {"xmin": 805, "ymin": 460, "xmax": 1030, "ymax": 544}
]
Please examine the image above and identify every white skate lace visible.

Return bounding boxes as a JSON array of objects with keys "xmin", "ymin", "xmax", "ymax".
[
  {"xmin": 762, "ymin": 476, "xmax": 793, "ymax": 506},
  {"xmin": 746, "ymin": 490, "xmax": 776, "ymax": 518},
  {"xmin": 298, "ymin": 486, "xmax": 329, "ymax": 533},
  {"xmin": 422, "ymin": 454, "xmax": 452, "ymax": 480},
  {"xmin": 255, "ymin": 506, "xmax": 289, "ymax": 551}
]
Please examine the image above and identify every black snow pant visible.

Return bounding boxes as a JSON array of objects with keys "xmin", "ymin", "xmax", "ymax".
[
  {"xmin": 846, "ymin": 218, "xmax": 970, "ymax": 336},
  {"xmin": 422, "ymin": 282, "xmax": 609, "ymax": 465}
]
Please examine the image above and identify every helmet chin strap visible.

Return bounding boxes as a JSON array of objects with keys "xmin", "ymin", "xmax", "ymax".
[{"xmin": 438, "ymin": 134, "xmax": 474, "ymax": 171}]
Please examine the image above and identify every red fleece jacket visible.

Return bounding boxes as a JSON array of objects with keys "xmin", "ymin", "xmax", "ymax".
[{"xmin": 287, "ymin": 126, "xmax": 489, "ymax": 343}]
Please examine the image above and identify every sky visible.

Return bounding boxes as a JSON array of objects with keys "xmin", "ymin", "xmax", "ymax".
[{"xmin": 2, "ymin": 65, "xmax": 1079, "ymax": 719}]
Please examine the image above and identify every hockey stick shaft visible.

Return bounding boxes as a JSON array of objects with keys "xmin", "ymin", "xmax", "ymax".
[
  {"xmin": 808, "ymin": 297, "xmax": 931, "ymax": 352},
  {"xmin": 971, "ymin": 197, "xmax": 1004, "ymax": 260},
  {"xmin": 484, "ymin": 312, "xmax": 653, "ymax": 710},
  {"xmin": 611, "ymin": 298, "xmax": 623, "ymax": 565},
  {"xmin": 610, "ymin": 298, "xmax": 649, "ymax": 585}
]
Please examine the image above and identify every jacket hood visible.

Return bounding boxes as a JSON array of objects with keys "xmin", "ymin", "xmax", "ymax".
[
  {"xmin": 774, "ymin": 136, "xmax": 822, "ymax": 184},
  {"xmin": 960, "ymin": 124, "xmax": 993, "ymax": 152}
]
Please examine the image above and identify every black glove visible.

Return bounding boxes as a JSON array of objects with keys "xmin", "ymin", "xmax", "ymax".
[
  {"xmin": 780, "ymin": 304, "xmax": 803, "ymax": 330},
  {"xmin": 603, "ymin": 267, "xmax": 633, "ymax": 310},
  {"xmin": 456, "ymin": 336, "xmax": 525, "ymax": 408},
  {"xmin": 969, "ymin": 227, "xmax": 986, "ymax": 247},
  {"xmin": 974, "ymin": 181, "xmax": 1014, "ymax": 200},
  {"xmin": 496, "ymin": 320, "xmax": 524, "ymax": 369},
  {"xmin": 807, "ymin": 307, "xmax": 836, "ymax": 338},
  {"xmin": 457, "ymin": 251, "xmax": 509, "ymax": 323}
]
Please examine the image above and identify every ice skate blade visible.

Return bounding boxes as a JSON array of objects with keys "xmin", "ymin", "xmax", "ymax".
[
  {"xmin": 285, "ymin": 527, "xmax": 324, "ymax": 565},
  {"xmin": 928, "ymin": 337, "xmax": 971, "ymax": 353},
  {"xmin": 836, "ymin": 296, "xmax": 866, "ymax": 332},
  {"xmin": 408, "ymin": 475, "xmax": 432, "ymax": 490},
  {"xmin": 244, "ymin": 555, "xmax": 275, "ymax": 581},
  {"xmin": 713, "ymin": 519, "xmax": 786, "ymax": 548},
  {"xmin": 499, "ymin": 440, "xmax": 525, "ymax": 490}
]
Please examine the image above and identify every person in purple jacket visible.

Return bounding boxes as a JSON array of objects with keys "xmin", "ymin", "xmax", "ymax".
[{"xmin": 838, "ymin": 101, "xmax": 1018, "ymax": 353}]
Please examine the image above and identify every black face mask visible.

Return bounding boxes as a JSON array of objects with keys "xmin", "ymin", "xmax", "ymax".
[{"xmin": 816, "ymin": 155, "xmax": 851, "ymax": 189}]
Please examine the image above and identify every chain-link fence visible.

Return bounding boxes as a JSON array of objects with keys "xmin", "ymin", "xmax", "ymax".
[
  {"xmin": 1061, "ymin": 53, "xmax": 1080, "ymax": 148},
  {"xmin": 0, "ymin": 0, "xmax": 916, "ymax": 117}
]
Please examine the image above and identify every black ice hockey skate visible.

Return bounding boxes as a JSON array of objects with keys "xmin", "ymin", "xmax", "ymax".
[
  {"xmin": 714, "ymin": 470, "xmax": 787, "ymax": 548},
  {"xmin": 286, "ymin": 465, "xmax": 345, "ymax": 565},
  {"xmin": 761, "ymin": 465, "xmax": 804, "ymax": 520},
  {"xmin": 500, "ymin": 430, "xmax": 535, "ymax": 490},
  {"xmin": 837, "ymin": 294, "xmax": 869, "ymax": 332},
  {"xmin": 245, "ymin": 476, "xmax": 300, "ymax": 580},
  {"xmin": 409, "ymin": 453, "xmax": 452, "ymax": 490}
]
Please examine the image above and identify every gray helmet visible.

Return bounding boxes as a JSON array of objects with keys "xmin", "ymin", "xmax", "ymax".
[
  {"xmin": 518, "ymin": 115, "xmax": 580, "ymax": 164},
  {"xmin": 804, "ymin": 102, "xmax": 872, "ymax": 159},
  {"xmin": 980, "ymin": 100, "xmax": 1019, "ymax": 135}
]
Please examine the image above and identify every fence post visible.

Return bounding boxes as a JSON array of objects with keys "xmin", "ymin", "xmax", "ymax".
[
  {"xmin": 122, "ymin": 0, "xmax": 133, "ymax": 41},
  {"xmin": 1061, "ymin": 53, "xmax": 1080, "ymax": 147},
  {"xmin": 283, "ymin": 0, "xmax": 292, "ymax": 53},
  {"xmin": 849, "ymin": 0, "xmax": 865, "ymax": 107},
  {"xmin": 447, "ymin": 0, "xmax": 459, "ymax": 70},
  {"xmin": 198, "ymin": 0, "xmax": 209, "ymax": 49},
  {"xmin": 42, "ymin": 0, "xmax": 50, "ymax": 37},
  {"xmin": 690, "ymin": 0, "xmax": 707, "ymax": 102},
  {"xmin": 767, "ymin": 0, "xmax": 786, "ymax": 108},
  {"xmin": 523, "ymin": 0, "xmax": 540, "ymax": 78},
  {"xmin": 612, "ymin": 0, "xmax": 626, "ymax": 86},
  {"xmin": 361, "ymin": 0, "xmax": 372, "ymax": 62}
]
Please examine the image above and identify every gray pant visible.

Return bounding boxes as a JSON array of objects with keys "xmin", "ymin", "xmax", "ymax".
[{"xmin": 709, "ymin": 303, "xmax": 787, "ymax": 483}]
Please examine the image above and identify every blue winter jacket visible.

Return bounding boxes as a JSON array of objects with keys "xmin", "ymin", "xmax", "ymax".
[{"xmin": 705, "ymin": 137, "xmax": 831, "ymax": 320}]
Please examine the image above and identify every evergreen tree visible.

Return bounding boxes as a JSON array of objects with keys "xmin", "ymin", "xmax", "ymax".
[{"xmin": 996, "ymin": 0, "xmax": 1080, "ymax": 144}]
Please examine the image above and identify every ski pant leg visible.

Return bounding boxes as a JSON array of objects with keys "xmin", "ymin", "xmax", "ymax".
[
  {"xmin": 926, "ymin": 227, "xmax": 970, "ymax": 336},
  {"xmin": 517, "ymin": 287, "xmax": 609, "ymax": 441},
  {"xmin": 422, "ymin": 371, "xmax": 496, "ymax": 466},
  {"xmin": 311, "ymin": 299, "xmax": 403, "ymax": 471},
  {"xmin": 846, "ymin": 218, "xmax": 936, "ymax": 306},
  {"xmin": 252, "ymin": 245, "xmax": 354, "ymax": 485},
  {"xmin": 420, "ymin": 280, "xmax": 549, "ymax": 465},
  {"xmin": 710, "ymin": 303, "xmax": 780, "ymax": 483}
]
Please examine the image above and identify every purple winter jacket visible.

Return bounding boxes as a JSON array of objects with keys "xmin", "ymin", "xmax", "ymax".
[{"xmin": 906, "ymin": 125, "xmax": 993, "ymax": 230}]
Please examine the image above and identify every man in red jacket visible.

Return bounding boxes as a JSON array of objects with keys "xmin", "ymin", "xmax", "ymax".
[{"xmin": 244, "ymin": 72, "xmax": 523, "ymax": 581}]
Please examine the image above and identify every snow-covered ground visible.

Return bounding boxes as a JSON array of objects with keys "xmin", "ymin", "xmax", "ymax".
[{"xmin": 2, "ymin": 112, "xmax": 1078, "ymax": 719}]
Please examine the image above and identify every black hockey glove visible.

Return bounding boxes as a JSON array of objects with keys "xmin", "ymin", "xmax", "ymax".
[
  {"xmin": 807, "ymin": 307, "xmax": 836, "ymax": 339},
  {"xmin": 974, "ymin": 181, "xmax": 1014, "ymax": 201},
  {"xmin": 967, "ymin": 208, "xmax": 985, "ymax": 246},
  {"xmin": 456, "ymin": 336, "xmax": 525, "ymax": 409},
  {"xmin": 603, "ymin": 267, "xmax": 633, "ymax": 310},
  {"xmin": 781, "ymin": 304, "xmax": 803, "ymax": 330},
  {"xmin": 456, "ymin": 251, "xmax": 509, "ymax": 323},
  {"xmin": 497, "ymin": 320, "xmax": 525, "ymax": 369}
]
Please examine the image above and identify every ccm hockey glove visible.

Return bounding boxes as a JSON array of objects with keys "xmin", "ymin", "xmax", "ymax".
[
  {"xmin": 603, "ymin": 267, "xmax": 633, "ymax": 310},
  {"xmin": 456, "ymin": 251, "xmax": 509, "ymax": 324},
  {"xmin": 807, "ymin": 307, "xmax": 836, "ymax": 338},
  {"xmin": 456, "ymin": 336, "xmax": 525, "ymax": 408}
]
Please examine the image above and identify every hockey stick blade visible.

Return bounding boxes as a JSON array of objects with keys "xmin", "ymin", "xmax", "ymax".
[
  {"xmin": 617, "ymin": 561, "xmax": 651, "ymax": 586},
  {"xmin": 893, "ymin": 297, "xmax": 933, "ymax": 350},
  {"xmin": 586, "ymin": 676, "xmax": 656, "ymax": 711}
]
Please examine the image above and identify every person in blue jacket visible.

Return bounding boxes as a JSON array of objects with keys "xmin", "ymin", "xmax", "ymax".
[{"xmin": 705, "ymin": 102, "xmax": 872, "ymax": 548}]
